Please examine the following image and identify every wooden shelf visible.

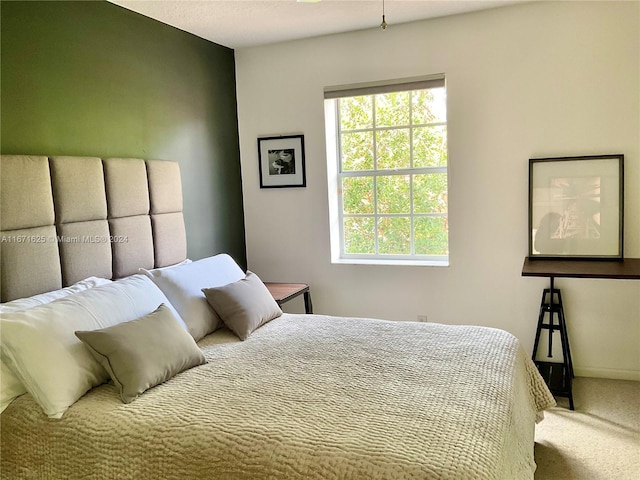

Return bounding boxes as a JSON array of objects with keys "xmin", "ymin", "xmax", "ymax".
[{"xmin": 522, "ymin": 258, "xmax": 640, "ymax": 279}]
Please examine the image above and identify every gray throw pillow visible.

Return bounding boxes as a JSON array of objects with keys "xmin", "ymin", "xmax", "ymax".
[
  {"xmin": 75, "ymin": 303, "xmax": 206, "ymax": 403},
  {"xmin": 202, "ymin": 271, "xmax": 282, "ymax": 341}
]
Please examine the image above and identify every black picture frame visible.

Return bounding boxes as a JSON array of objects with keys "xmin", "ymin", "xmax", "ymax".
[
  {"xmin": 528, "ymin": 154, "xmax": 624, "ymax": 259},
  {"xmin": 258, "ymin": 135, "xmax": 306, "ymax": 188}
]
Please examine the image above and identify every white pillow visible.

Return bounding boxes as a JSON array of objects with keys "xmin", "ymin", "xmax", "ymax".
[
  {"xmin": 138, "ymin": 258, "xmax": 191, "ymax": 274},
  {"xmin": 141, "ymin": 254, "xmax": 245, "ymax": 341},
  {"xmin": 0, "ymin": 275, "xmax": 185, "ymax": 418},
  {"xmin": 0, "ymin": 276, "xmax": 112, "ymax": 313},
  {"xmin": 0, "ymin": 277, "xmax": 112, "ymax": 413},
  {"xmin": 0, "ymin": 362, "xmax": 27, "ymax": 413}
]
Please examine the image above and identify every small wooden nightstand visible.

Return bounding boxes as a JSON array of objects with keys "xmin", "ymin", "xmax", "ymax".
[{"xmin": 264, "ymin": 282, "xmax": 313, "ymax": 314}]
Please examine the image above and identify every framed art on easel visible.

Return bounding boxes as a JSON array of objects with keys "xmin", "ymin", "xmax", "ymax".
[{"xmin": 528, "ymin": 154, "xmax": 624, "ymax": 259}]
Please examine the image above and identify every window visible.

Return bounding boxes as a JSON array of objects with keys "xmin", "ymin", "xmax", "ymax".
[{"xmin": 324, "ymin": 75, "xmax": 448, "ymax": 265}]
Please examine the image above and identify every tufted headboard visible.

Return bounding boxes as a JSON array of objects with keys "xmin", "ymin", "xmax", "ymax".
[{"xmin": 0, "ymin": 155, "xmax": 187, "ymax": 302}]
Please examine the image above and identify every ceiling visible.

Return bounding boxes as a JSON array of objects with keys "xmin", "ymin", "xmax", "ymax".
[{"xmin": 108, "ymin": 0, "xmax": 530, "ymax": 49}]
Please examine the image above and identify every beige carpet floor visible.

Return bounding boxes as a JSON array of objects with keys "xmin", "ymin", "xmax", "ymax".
[{"xmin": 534, "ymin": 377, "xmax": 640, "ymax": 479}]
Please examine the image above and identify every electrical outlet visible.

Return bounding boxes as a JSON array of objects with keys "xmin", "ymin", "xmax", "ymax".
[{"xmin": 417, "ymin": 314, "xmax": 428, "ymax": 322}]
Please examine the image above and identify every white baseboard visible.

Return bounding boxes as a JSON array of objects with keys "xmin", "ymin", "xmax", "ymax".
[{"xmin": 575, "ymin": 367, "xmax": 640, "ymax": 382}]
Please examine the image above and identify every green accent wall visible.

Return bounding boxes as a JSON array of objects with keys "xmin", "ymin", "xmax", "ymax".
[{"xmin": 1, "ymin": 0, "xmax": 246, "ymax": 268}]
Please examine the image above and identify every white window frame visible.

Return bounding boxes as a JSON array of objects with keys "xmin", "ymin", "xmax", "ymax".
[{"xmin": 324, "ymin": 75, "xmax": 449, "ymax": 266}]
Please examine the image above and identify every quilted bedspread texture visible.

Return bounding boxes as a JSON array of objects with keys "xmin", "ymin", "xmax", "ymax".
[{"xmin": 1, "ymin": 314, "xmax": 555, "ymax": 480}]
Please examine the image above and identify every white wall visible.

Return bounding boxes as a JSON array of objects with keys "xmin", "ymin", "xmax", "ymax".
[{"xmin": 235, "ymin": 1, "xmax": 640, "ymax": 380}]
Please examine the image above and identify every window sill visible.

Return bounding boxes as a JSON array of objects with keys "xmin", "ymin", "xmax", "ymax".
[{"xmin": 331, "ymin": 258, "xmax": 449, "ymax": 267}]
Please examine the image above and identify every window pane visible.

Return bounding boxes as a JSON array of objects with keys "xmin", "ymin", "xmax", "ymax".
[
  {"xmin": 376, "ymin": 129, "xmax": 410, "ymax": 170},
  {"xmin": 413, "ymin": 126, "xmax": 447, "ymax": 168},
  {"xmin": 375, "ymin": 92, "xmax": 410, "ymax": 127},
  {"xmin": 340, "ymin": 96, "xmax": 373, "ymax": 130},
  {"xmin": 412, "ymin": 87, "xmax": 446, "ymax": 124},
  {"xmin": 343, "ymin": 177, "xmax": 374, "ymax": 214},
  {"xmin": 377, "ymin": 175, "xmax": 410, "ymax": 214},
  {"xmin": 341, "ymin": 131, "xmax": 374, "ymax": 171},
  {"xmin": 413, "ymin": 173, "xmax": 447, "ymax": 214},
  {"xmin": 378, "ymin": 217, "xmax": 410, "ymax": 254},
  {"xmin": 344, "ymin": 217, "xmax": 375, "ymax": 254},
  {"xmin": 328, "ymin": 80, "xmax": 449, "ymax": 263},
  {"xmin": 414, "ymin": 216, "xmax": 449, "ymax": 255}
]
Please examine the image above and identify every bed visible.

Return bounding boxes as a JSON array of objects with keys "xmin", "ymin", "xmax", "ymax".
[{"xmin": 0, "ymin": 155, "xmax": 555, "ymax": 479}]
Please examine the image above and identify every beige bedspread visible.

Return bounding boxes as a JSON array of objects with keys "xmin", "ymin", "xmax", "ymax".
[{"xmin": 1, "ymin": 314, "xmax": 555, "ymax": 479}]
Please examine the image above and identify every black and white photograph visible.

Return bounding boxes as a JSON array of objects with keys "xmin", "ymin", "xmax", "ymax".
[
  {"xmin": 528, "ymin": 154, "xmax": 624, "ymax": 259},
  {"xmin": 258, "ymin": 135, "xmax": 306, "ymax": 188},
  {"xmin": 268, "ymin": 149, "xmax": 296, "ymax": 175}
]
